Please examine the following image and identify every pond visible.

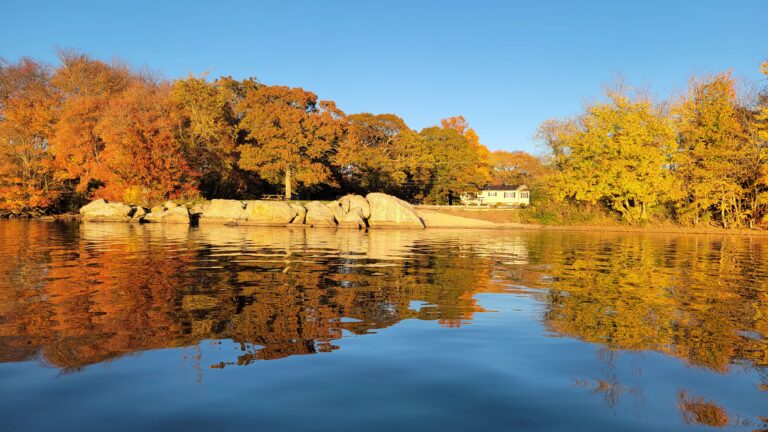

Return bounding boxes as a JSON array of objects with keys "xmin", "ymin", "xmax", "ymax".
[{"xmin": 0, "ymin": 221, "xmax": 766, "ymax": 431}]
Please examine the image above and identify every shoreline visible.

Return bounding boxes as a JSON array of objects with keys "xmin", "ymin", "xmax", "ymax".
[{"xmin": 8, "ymin": 210, "xmax": 768, "ymax": 237}]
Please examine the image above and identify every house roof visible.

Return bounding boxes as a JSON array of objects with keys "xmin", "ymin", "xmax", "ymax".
[{"xmin": 482, "ymin": 185, "xmax": 528, "ymax": 191}]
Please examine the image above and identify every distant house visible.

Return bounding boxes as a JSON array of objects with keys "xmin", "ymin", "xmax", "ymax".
[{"xmin": 460, "ymin": 185, "xmax": 530, "ymax": 206}]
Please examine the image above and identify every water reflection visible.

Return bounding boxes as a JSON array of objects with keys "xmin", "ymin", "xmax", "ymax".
[
  {"xmin": 1, "ymin": 221, "xmax": 767, "ymax": 429},
  {"xmin": 0, "ymin": 222, "xmax": 504, "ymax": 370}
]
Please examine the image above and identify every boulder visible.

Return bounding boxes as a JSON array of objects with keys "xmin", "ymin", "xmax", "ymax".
[
  {"xmin": 144, "ymin": 206, "xmax": 190, "ymax": 224},
  {"xmin": 200, "ymin": 199, "xmax": 248, "ymax": 224},
  {"xmin": 365, "ymin": 193, "xmax": 424, "ymax": 228},
  {"xmin": 129, "ymin": 206, "xmax": 147, "ymax": 223},
  {"xmin": 339, "ymin": 194, "xmax": 371, "ymax": 219},
  {"xmin": 290, "ymin": 203, "xmax": 307, "ymax": 225},
  {"xmin": 164, "ymin": 200, "xmax": 178, "ymax": 209},
  {"xmin": 326, "ymin": 200, "xmax": 345, "ymax": 223},
  {"xmin": 338, "ymin": 207, "xmax": 367, "ymax": 229},
  {"xmin": 189, "ymin": 203, "xmax": 206, "ymax": 216},
  {"xmin": 243, "ymin": 200, "xmax": 298, "ymax": 225},
  {"xmin": 304, "ymin": 201, "xmax": 337, "ymax": 227},
  {"xmin": 79, "ymin": 199, "xmax": 133, "ymax": 222}
]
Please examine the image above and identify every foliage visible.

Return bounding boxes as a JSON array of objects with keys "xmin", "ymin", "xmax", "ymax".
[
  {"xmin": 0, "ymin": 58, "xmax": 60, "ymax": 213},
  {"xmin": 3, "ymin": 51, "xmax": 768, "ymax": 230},
  {"xmin": 539, "ymin": 86, "xmax": 676, "ymax": 224},
  {"xmin": 236, "ymin": 85, "xmax": 346, "ymax": 197}
]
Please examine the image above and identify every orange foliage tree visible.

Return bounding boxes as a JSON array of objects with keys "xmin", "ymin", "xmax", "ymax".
[
  {"xmin": 0, "ymin": 58, "xmax": 60, "ymax": 213},
  {"xmin": 237, "ymin": 85, "xmax": 346, "ymax": 199},
  {"xmin": 49, "ymin": 52, "xmax": 133, "ymax": 194},
  {"xmin": 93, "ymin": 81, "xmax": 196, "ymax": 204},
  {"xmin": 489, "ymin": 150, "xmax": 546, "ymax": 186}
]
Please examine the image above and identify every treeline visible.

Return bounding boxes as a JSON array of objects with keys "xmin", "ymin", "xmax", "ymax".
[
  {"xmin": 0, "ymin": 51, "xmax": 535, "ymax": 213},
  {"xmin": 538, "ymin": 62, "xmax": 768, "ymax": 228}
]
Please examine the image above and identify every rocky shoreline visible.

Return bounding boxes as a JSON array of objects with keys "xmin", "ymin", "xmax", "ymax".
[{"xmin": 75, "ymin": 193, "xmax": 426, "ymax": 229}]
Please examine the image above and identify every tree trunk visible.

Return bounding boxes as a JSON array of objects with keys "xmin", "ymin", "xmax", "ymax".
[{"xmin": 285, "ymin": 168, "xmax": 292, "ymax": 201}]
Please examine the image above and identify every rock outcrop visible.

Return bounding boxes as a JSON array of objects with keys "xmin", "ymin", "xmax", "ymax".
[
  {"xmin": 199, "ymin": 199, "xmax": 248, "ymax": 224},
  {"xmin": 339, "ymin": 194, "xmax": 371, "ymax": 219},
  {"xmin": 365, "ymin": 193, "xmax": 425, "ymax": 228},
  {"xmin": 78, "ymin": 193, "xmax": 428, "ymax": 229},
  {"xmin": 305, "ymin": 201, "xmax": 337, "ymax": 227},
  {"xmin": 144, "ymin": 206, "xmax": 191, "ymax": 224},
  {"xmin": 338, "ymin": 207, "xmax": 367, "ymax": 229},
  {"xmin": 326, "ymin": 200, "xmax": 345, "ymax": 223},
  {"xmin": 244, "ymin": 201, "xmax": 298, "ymax": 225},
  {"xmin": 79, "ymin": 199, "xmax": 134, "ymax": 222},
  {"xmin": 290, "ymin": 203, "xmax": 307, "ymax": 225}
]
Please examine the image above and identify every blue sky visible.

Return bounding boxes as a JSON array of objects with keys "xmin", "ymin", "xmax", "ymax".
[{"xmin": 2, "ymin": 0, "xmax": 767, "ymax": 153}]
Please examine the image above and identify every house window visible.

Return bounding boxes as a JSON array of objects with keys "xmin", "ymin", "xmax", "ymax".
[
  {"xmin": 487, "ymin": 191, "xmax": 497, "ymax": 197},
  {"xmin": 521, "ymin": 192, "xmax": 529, "ymax": 199},
  {"xmin": 504, "ymin": 191, "xmax": 516, "ymax": 198}
]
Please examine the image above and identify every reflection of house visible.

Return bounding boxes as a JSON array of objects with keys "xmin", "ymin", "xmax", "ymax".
[{"xmin": 461, "ymin": 185, "xmax": 530, "ymax": 206}]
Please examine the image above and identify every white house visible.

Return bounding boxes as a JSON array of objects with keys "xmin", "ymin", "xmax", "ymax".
[{"xmin": 460, "ymin": 185, "xmax": 530, "ymax": 206}]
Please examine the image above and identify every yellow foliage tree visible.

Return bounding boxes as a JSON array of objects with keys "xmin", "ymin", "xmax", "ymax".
[{"xmin": 539, "ymin": 86, "xmax": 676, "ymax": 223}]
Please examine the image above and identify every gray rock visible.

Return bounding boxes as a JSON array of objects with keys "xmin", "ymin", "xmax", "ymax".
[
  {"xmin": 200, "ymin": 199, "xmax": 248, "ymax": 224},
  {"xmin": 326, "ymin": 200, "xmax": 345, "ymax": 223},
  {"xmin": 243, "ymin": 200, "xmax": 298, "ymax": 225},
  {"xmin": 339, "ymin": 194, "xmax": 371, "ymax": 219},
  {"xmin": 79, "ymin": 199, "xmax": 133, "ymax": 222},
  {"xmin": 144, "ymin": 206, "xmax": 190, "ymax": 224},
  {"xmin": 365, "ymin": 193, "xmax": 424, "ymax": 228},
  {"xmin": 304, "ymin": 201, "xmax": 337, "ymax": 227},
  {"xmin": 338, "ymin": 207, "xmax": 368, "ymax": 229},
  {"xmin": 290, "ymin": 203, "xmax": 307, "ymax": 224}
]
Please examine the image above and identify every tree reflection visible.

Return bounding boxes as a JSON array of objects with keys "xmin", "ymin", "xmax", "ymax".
[
  {"xmin": 2, "ymin": 222, "xmax": 768, "ymax": 385},
  {"xmin": 0, "ymin": 222, "xmax": 493, "ymax": 370}
]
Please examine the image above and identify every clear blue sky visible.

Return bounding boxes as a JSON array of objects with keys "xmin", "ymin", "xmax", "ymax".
[{"xmin": 2, "ymin": 0, "xmax": 767, "ymax": 153}]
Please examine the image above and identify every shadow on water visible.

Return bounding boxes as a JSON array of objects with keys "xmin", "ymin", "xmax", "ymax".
[{"xmin": 1, "ymin": 220, "xmax": 768, "ymax": 430}]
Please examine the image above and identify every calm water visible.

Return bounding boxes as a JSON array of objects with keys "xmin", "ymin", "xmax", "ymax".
[{"xmin": 1, "ymin": 221, "xmax": 767, "ymax": 431}]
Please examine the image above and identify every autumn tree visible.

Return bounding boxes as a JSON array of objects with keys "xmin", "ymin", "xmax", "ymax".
[
  {"xmin": 93, "ymin": 81, "xmax": 196, "ymax": 203},
  {"xmin": 420, "ymin": 122, "xmax": 490, "ymax": 204},
  {"xmin": 673, "ymin": 73, "xmax": 752, "ymax": 227},
  {"xmin": 170, "ymin": 75, "xmax": 253, "ymax": 198},
  {"xmin": 441, "ymin": 115, "xmax": 491, "ymax": 182},
  {"xmin": 48, "ymin": 52, "xmax": 133, "ymax": 194},
  {"xmin": 0, "ymin": 58, "xmax": 60, "ymax": 213},
  {"xmin": 489, "ymin": 150, "xmax": 546, "ymax": 186},
  {"xmin": 237, "ymin": 86, "xmax": 346, "ymax": 199},
  {"xmin": 336, "ymin": 113, "xmax": 433, "ymax": 198},
  {"xmin": 539, "ymin": 86, "xmax": 676, "ymax": 223}
]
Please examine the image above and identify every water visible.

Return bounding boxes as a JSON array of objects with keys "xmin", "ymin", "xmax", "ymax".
[{"xmin": 0, "ymin": 221, "xmax": 766, "ymax": 431}]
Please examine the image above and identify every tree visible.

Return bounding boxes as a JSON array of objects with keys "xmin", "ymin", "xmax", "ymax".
[
  {"xmin": 336, "ymin": 113, "xmax": 432, "ymax": 197},
  {"xmin": 237, "ymin": 86, "xmax": 346, "ymax": 199},
  {"xmin": 539, "ymin": 86, "xmax": 675, "ymax": 223},
  {"xmin": 170, "ymin": 75, "xmax": 242, "ymax": 198},
  {"xmin": 49, "ymin": 52, "xmax": 133, "ymax": 193},
  {"xmin": 673, "ymin": 73, "xmax": 751, "ymax": 227},
  {"xmin": 420, "ymin": 124, "xmax": 489, "ymax": 204},
  {"xmin": 0, "ymin": 58, "xmax": 60, "ymax": 213},
  {"xmin": 441, "ymin": 115, "xmax": 491, "ymax": 183},
  {"xmin": 93, "ymin": 81, "xmax": 196, "ymax": 204},
  {"xmin": 489, "ymin": 150, "xmax": 545, "ymax": 186}
]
